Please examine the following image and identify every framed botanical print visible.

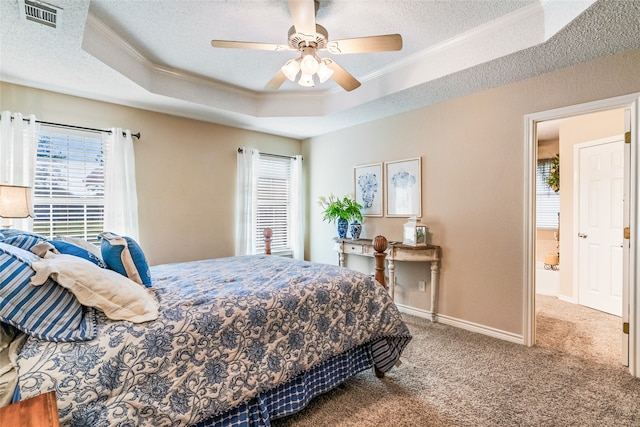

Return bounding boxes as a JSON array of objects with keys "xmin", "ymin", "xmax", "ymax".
[
  {"xmin": 354, "ymin": 162, "xmax": 383, "ymax": 217},
  {"xmin": 385, "ymin": 157, "xmax": 422, "ymax": 217}
]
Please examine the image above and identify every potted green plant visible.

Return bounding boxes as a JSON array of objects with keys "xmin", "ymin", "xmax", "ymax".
[
  {"xmin": 546, "ymin": 154, "xmax": 560, "ymax": 193},
  {"xmin": 318, "ymin": 194, "xmax": 364, "ymax": 239}
]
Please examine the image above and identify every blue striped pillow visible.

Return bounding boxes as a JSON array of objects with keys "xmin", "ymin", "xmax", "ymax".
[
  {"xmin": 0, "ymin": 242, "xmax": 96, "ymax": 342},
  {"xmin": 0, "ymin": 231, "xmax": 45, "ymax": 251}
]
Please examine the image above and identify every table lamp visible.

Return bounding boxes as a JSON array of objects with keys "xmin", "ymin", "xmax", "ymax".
[{"xmin": 0, "ymin": 184, "xmax": 34, "ymax": 228}]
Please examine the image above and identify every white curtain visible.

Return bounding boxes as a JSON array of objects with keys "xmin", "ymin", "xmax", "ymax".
[
  {"xmin": 235, "ymin": 147, "xmax": 259, "ymax": 256},
  {"xmin": 290, "ymin": 155, "xmax": 304, "ymax": 259},
  {"xmin": 0, "ymin": 111, "xmax": 38, "ymax": 186},
  {"xmin": 103, "ymin": 128, "xmax": 140, "ymax": 241},
  {"xmin": 0, "ymin": 111, "xmax": 38, "ymax": 229}
]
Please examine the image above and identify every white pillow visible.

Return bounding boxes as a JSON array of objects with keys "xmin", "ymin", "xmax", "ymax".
[{"xmin": 30, "ymin": 254, "xmax": 159, "ymax": 323}]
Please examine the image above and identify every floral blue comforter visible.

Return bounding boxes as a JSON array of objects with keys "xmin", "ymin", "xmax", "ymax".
[{"xmin": 16, "ymin": 255, "xmax": 411, "ymax": 426}]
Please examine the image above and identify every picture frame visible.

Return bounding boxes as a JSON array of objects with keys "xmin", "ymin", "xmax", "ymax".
[
  {"xmin": 354, "ymin": 162, "xmax": 383, "ymax": 217},
  {"xmin": 385, "ymin": 157, "xmax": 422, "ymax": 217}
]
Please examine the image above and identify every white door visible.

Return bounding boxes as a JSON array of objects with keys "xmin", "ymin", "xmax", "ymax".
[{"xmin": 577, "ymin": 137, "xmax": 624, "ymax": 316}]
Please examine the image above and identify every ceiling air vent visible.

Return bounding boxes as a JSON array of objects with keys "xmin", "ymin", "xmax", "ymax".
[{"xmin": 19, "ymin": 0, "xmax": 62, "ymax": 28}]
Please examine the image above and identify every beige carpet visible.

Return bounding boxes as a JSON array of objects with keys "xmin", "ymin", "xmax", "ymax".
[
  {"xmin": 535, "ymin": 294, "xmax": 622, "ymax": 366},
  {"xmin": 274, "ymin": 305, "xmax": 640, "ymax": 427}
]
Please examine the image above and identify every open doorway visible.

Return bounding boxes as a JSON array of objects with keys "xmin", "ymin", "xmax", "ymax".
[
  {"xmin": 535, "ymin": 116, "xmax": 624, "ymax": 366},
  {"xmin": 524, "ymin": 95, "xmax": 640, "ymax": 376}
]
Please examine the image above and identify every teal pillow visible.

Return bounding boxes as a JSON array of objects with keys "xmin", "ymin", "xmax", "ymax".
[
  {"xmin": 49, "ymin": 240, "xmax": 107, "ymax": 268},
  {"xmin": 99, "ymin": 232, "xmax": 152, "ymax": 287}
]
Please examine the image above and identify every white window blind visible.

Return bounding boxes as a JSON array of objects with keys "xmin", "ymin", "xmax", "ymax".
[
  {"xmin": 33, "ymin": 129, "xmax": 105, "ymax": 243},
  {"xmin": 536, "ymin": 158, "xmax": 560, "ymax": 229},
  {"xmin": 255, "ymin": 155, "xmax": 292, "ymax": 256}
]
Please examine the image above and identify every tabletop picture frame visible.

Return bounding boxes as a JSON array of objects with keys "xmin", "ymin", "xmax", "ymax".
[
  {"xmin": 354, "ymin": 162, "xmax": 383, "ymax": 217},
  {"xmin": 385, "ymin": 157, "xmax": 422, "ymax": 217}
]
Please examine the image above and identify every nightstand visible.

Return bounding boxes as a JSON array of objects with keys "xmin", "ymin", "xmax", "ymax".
[{"xmin": 0, "ymin": 391, "xmax": 60, "ymax": 426}]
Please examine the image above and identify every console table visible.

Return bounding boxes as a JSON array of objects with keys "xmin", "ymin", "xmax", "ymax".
[
  {"xmin": 333, "ymin": 238, "xmax": 442, "ymax": 321},
  {"xmin": 0, "ymin": 391, "xmax": 60, "ymax": 426}
]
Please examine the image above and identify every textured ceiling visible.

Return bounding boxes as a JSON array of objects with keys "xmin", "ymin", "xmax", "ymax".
[{"xmin": 1, "ymin": 0, "xmax": 639, "ymax": 139}]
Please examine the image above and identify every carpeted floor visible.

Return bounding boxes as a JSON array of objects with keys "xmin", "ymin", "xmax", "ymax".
[
  {"xmin": 535, "ymin": 294, "xmax": 621, "ymax": 366},
  {"xmin": 274, "ymin": 299, "xmax": 640, "ymax": 427}
]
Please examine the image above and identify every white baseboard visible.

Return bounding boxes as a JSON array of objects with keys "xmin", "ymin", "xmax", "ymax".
[
  {"xmin": 395, "ymin": 303, "xmax": 524, "ymax": 345},
  {"xmin": 395, "ymin": 303, "xmax": 432, "ymax": 319},
  {"xmin": 558, "ymin": 295, "xmax": 577, "ymax": 304}
]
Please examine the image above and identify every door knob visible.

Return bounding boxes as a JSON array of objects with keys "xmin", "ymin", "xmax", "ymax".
[{"xmin": 578, "ymin": 233, "xmax": 588, "ymax": 239}]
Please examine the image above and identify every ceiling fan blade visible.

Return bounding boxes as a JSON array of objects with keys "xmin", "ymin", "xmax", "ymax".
[
  {"xmin": 265, "ymin": 69, "xmax": 288, "ymax": 90},
  {"xmin": 211, "ymin": 40, "xmax": 290, "ymax": 51},
  {"xmin": 326, "ymin": 34, "xmax": 403, "ymax": 54},
  {"xmin": 323, "ymin": 59, "xmax": 361, "ymax": 92},
  {"xmin": 288, "ymin": 0, "xmax": 316, "ymax": 38}
]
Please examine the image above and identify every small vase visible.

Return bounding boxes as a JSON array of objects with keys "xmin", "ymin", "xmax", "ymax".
[
  {"xmin": 337, "ymin": 218, "xmax": 348, "ymax": 239},
  {"xmin": 349, "ymin": 221, "xmax": 362, "ymax": 239}
]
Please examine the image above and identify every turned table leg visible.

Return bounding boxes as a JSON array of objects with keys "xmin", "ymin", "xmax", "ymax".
[
  {"xmin": 388, "ymin": 258, "xmax": 396, "ymax": 300},
  {"xmin": 430, "ymin": 261, "xmax": 439, "ymax": 322}
]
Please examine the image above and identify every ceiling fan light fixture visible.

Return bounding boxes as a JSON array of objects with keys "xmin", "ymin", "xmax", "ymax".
[
  {"xmin": 298, "ymin": 73, "xmax": 315, "ymax": 87},
  {"xmin": 282, "ymin": 58, "xmax": 301, "ymax": 81},
  {"xmin": 300, "ymin": 54, "xmax": 318, "ymax": 75},
  {"xmin": 212, "ymin": 1, "xmax": 403, "ymax": 92},
  {"xmin": 316, "ymin": 59, "xmax": 334, "ymax": 83}
]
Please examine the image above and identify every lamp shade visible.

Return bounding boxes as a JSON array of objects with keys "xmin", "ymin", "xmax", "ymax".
[
  {"xmin": 281, "ymin": 58, "xmax": 301, "ymax": 81},
  {"xmin": 300, "ymin": 54, "xmax": 319, "ymax": 75},
  {"xmin": 0, "ymin": 185, "xmax": 34, "ymax": 218},
  {"xmin": 316, "ymin": 60, "xmax": 334, "ymax": 83},
  {"xmin": 298, "ymin": 73, "xmax": 315, "ymax": 87}
]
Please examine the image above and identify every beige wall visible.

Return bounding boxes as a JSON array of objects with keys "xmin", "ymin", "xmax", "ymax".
[
  {"xmin": 537, "ymin": 229, "xmax": 558, "ymax": 264},
  {"xmin": 303, "ymin": 48, "xmax": 640, "ymax": 335},
  {"xmin": 0, "ymin": 82, "xmax": 301, "ymax": 265},
  {"xmin": 2, "ymin": 48, "xmax": 639, "ymax": 338},
  {"xmin": 557, "ymin": 109, "xmax": 626, "ymax": 299}
]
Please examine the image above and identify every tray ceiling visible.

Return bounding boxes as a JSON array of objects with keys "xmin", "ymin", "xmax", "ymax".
[{"xmin": 1, "ymin": 0, "xmax": 639, "ymax": 139}]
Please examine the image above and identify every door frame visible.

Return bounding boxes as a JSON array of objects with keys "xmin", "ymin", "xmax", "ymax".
[{"xmin": 523, "ymin": 93, "xmax": 640, "ymax": 376}]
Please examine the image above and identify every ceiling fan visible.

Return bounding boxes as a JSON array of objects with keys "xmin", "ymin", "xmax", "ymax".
[{"xmin": 211, "ymin": 0, "xmax": 402, "ymax": 92}]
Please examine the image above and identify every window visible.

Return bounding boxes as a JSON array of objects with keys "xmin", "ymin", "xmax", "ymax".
[
  {"xmin": 536, "ymin": 158, "xmax": 560, "ymax": 229},
  {"xmin": 255, "ymin": 155, "xmax": 293, "ymax": 256},
  {"xmin": 236, "ymin": 148, "xmax": 303, "ymax": 258},
  {"xmin": 33, "ymin": 128, "xmax": 105, "ymax": 243}
]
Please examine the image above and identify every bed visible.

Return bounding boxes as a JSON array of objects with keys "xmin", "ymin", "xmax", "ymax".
[{"xmin": 0, "ymin": 230, "xmax": 411, "ymax": 426}]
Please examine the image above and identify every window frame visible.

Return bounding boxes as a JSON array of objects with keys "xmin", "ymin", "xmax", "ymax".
[
  {"xmin": 32, "ymin": 127, "xmax": 105, "ymax": 243},
  {"xmin": 254, "ymin": 154, "xmax": 294, "ymax": 257},
  {"xmin": 536, "ymin": 157, "xmax": 560, "ymax": 229}
]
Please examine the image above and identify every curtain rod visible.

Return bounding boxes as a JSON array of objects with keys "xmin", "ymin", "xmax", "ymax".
[
  {"xmin": 14, "ymin": 116, "xmax": 141, "ymax": 139},
  {"xmin": 237, "ymin": 147, "xmax": 302, "ymax": 160}
]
